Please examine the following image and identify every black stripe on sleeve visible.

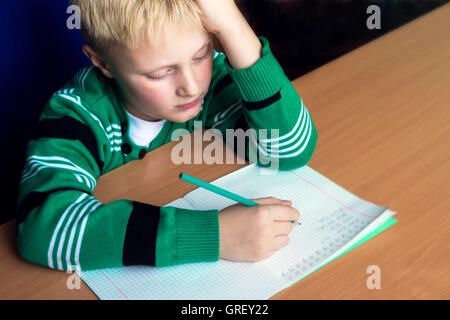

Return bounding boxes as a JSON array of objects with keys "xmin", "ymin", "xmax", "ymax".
[
  {"xmin": 242, "ymin": 91, "xmax": 282, "ymax": 111},
  {"xmin": 16, "ymin": 188, "xmax": 76, "ymax": 226},
  {"xmin": 32, "ymin": 116, "xmax": 104, "ymax": 173},
  {"xmin": 122, "ymin": 202, "xmax": 161, "ymax": 266}
]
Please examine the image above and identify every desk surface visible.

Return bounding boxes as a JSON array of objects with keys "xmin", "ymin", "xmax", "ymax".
[{"xmin": 1, "ymin": 3, "xmax": 449, "ymax": 299}]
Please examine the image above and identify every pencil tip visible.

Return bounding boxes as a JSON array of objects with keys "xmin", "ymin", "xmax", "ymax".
[{"xmin": 179, "ymin": 172, "xmax": 183, "ymax": 179}]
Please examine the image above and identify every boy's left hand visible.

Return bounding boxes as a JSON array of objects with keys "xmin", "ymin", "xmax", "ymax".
[
  {"xmin": 193, "ymin": 0, "xmax": 240, "ymax": 35},
  {"xmin": 194, "ymin": 0, "xmax": 262, "ymax": 70}
]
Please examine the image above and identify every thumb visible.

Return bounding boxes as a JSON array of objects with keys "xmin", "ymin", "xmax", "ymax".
[{"xmin": 252, "ymin": 197, "xmax": 292, "ymax": 206}]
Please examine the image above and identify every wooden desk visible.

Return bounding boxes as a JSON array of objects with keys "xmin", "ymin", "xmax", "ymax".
[{"xmin": 1, "ymin": 3, "xmax": 449, "ymax": 299}]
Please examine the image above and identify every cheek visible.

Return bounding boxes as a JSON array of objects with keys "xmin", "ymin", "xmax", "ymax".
[
  {"xmin": 201, "ymin": 59, "xmax": 214, "ymax": 86},
  {"xmin": 132, "ymin": 81, "xmax": 172, "ymax": 108},
  {"xmin": 140, "ymin": 87, "xmax": 168, "ymax": 106},
  {"xmin": 204, "ymin": 58, "xmax": 213, "ymax": 87}
]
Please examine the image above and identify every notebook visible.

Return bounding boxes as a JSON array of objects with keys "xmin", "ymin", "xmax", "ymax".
[{"xmin": 80, "ymin": 164, "xmax": 397, "ymax": 300}]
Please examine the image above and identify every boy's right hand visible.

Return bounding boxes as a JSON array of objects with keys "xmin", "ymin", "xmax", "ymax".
[{"xmin": 218, "ymin": 197, "xmax": 300, "ymax": 262}]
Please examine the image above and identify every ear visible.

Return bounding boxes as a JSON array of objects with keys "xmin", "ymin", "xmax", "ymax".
[{"xmin": 82, "ymin": 45, "xmax": 114, "ymax": 78}]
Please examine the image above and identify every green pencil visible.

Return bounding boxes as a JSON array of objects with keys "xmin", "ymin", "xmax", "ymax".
[{"xmin": 179, "ymin": 172, "xmax": 299, "ymax": 224}]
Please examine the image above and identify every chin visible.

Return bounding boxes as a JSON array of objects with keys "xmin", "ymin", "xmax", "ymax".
[{"xmin": 171, "ymin": 106, "xmax": 202, "ymax": 123}]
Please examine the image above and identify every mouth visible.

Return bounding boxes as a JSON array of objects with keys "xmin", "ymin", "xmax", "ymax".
[{"xmin": 176, "ymin": 97, "xmax": 201, "ymax": 110}]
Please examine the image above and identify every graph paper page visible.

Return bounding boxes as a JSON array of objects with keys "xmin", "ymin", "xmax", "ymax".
[{"xmin": 80, "ymin": 164, "xmax": 396, "ymax": 299}]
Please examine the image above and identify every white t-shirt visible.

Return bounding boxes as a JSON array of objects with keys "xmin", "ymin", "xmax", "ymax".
[{"xmin": 126, "ymin": 110, "xmax": 167, "ymax": 147}]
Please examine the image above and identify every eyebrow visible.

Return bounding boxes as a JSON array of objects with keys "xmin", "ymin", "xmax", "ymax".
[{"xmin": 144, "ymin": 40, "xmax": 210, "ymax": 74}]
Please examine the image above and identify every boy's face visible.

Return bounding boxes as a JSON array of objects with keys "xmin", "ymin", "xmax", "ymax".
[{"xmin": 97, "ymin": 27, "xmax": 213, "ymax": 123}]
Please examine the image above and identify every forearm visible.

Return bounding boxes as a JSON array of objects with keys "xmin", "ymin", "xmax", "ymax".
[
  {"xmin": 207, "ymin": 36, "xmax": 318, "ymax": 170},
  {"xmin": 214, "ymin": 3, "xmax": 262, "ymax": 70}
]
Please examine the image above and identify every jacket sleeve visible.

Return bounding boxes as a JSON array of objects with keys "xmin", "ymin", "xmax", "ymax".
[
  {"xmin": 204, "ymin": 36, "xmax": 318, "ymax": 170},
  {"xmin": 16, "ymin": 96, "xmax": 218, "ymax": 272}
]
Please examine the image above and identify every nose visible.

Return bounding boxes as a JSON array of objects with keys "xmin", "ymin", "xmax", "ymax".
[{"xmin": 176, "ymin": 66, "xmax": 200, "ymax": 98}]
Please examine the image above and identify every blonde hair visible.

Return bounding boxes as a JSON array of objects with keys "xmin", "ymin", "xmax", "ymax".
[{"xmin": 70, "ymin": 0, "xmax": 206, "ymax": 52}]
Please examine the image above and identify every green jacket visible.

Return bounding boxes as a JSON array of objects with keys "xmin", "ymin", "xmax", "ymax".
[{"xmin": 16, "ymin": 37, "xmax": 318, "ymax": 271}]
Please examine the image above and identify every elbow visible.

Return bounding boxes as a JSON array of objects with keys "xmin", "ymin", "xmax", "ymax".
[
  {"xmin": 275, "ymin": 124, "xmax": 318, "ymax": 171},
  {"xmin": 16, "ymin": 222, "xmax": 50, "ymax": 270}
]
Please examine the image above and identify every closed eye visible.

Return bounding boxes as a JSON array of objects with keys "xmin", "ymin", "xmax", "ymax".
[
  {"xmin": 146, "ymin": 43, "xmax": 211, "ymax": 81},
  {"xmin": 194, "ymin": 50, "xmax": 211, "ymax": 62},
  {"xmin": 146, "ymin": 70, "xmax": 173, "ymax": 81}
]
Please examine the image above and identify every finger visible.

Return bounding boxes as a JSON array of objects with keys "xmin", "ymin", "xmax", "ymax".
[
  {"xmin": 257, "ymin": 250, "xmax": 277, "ymax": 262},
  {"xmin": 272, "ymin": 221, "xmax": 293, "ymax": 236},
  {"xmin": 271, "ymin": 235, "xmax": 290, "ymax": 251},
  {"xmin": 269, "ymin": 205, "xmax": 300, "ymax": 222},
  {"xmin": 252, "ymin": 197, "xmax": 292, "ymax": 206}
]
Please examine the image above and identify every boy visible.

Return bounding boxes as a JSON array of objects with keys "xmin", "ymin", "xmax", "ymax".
[{"xmin": 16, "ymin": 0, "xmax": 317, "ymax": 271}]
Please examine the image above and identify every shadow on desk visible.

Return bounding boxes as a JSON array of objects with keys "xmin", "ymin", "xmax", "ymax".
[{"xmin": 0, "ymin": 220, "xmax": 17, "ymax": 259}]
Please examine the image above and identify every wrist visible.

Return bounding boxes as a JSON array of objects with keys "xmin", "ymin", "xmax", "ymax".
[
  {"xmin": 215, "ymin": 17, "xmax": 262, "ymax": 70},
  {"xmin": 211, "ymin": 1, "xmax": 242, "ymax": 37}
]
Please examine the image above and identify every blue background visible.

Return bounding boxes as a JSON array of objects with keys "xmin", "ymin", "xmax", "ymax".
[{"xmin": 1, "ymin": 1, "xmax": 89, "ymax": 224}]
